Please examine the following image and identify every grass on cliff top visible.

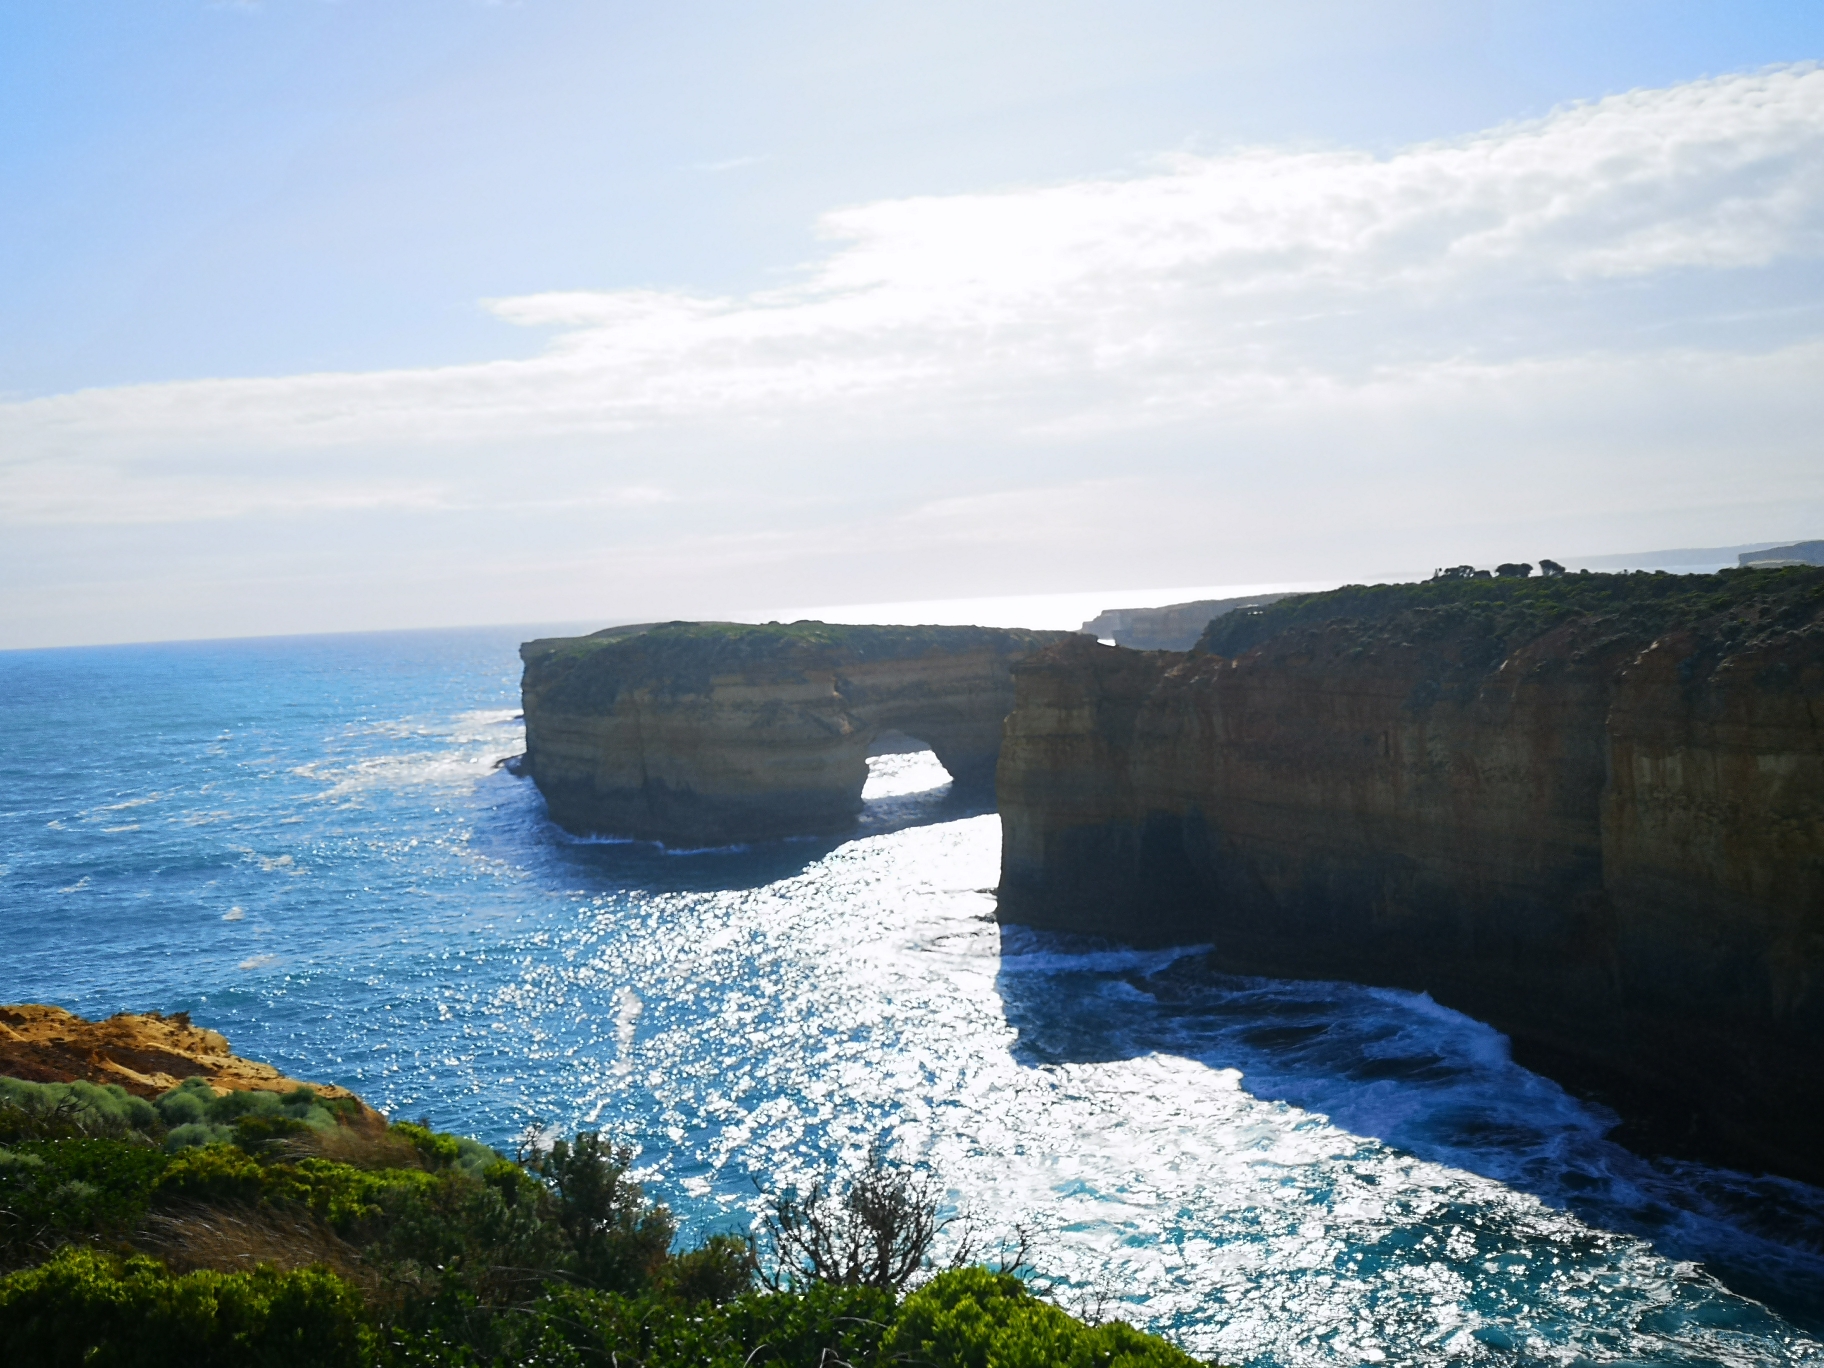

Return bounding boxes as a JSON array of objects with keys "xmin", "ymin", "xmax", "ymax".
[
  {"xmin": 576, "ymin": 620, "xmax": 1050, "ymax": 649},
  {"xmin": 522, "ymin": 623, "xmax": 1069, "ymax": 709},
  {"xmin": 1197, "ymin": 565, "xmax": 1824, "ymax": 659}
]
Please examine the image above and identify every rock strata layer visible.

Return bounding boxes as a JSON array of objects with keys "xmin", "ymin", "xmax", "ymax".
[
  {"xmin": 997, "ymin": 569, "xmax": 1824, "ymax": 1184},
  {"xmin": 520, "ymin": 621, "xmax": 1066, "ymax": 845},
  {"xmin": 0, "ymin": 1003, "xmax": 369, "ymax": 1110}
]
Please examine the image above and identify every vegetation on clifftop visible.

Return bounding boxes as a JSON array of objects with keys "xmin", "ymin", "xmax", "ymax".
[
  {"xmin": 522, "ymin": 620, "xmax": 1067, "ymax": 709},
  {"xmin": 1197, "ymin": 565, "xmax": 1824, "ymax": 661},
  {"xmin": 0, "ymin": 1073, "xmax": 1211, "ymax": 1367},
  {"xmin": 528, "ymin": 619, "xmax": 1062, "ymax": 666}
]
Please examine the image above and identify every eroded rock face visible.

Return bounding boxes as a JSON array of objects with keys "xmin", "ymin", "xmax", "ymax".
[
  {"xmin": 519, "ymin": 621, "xmax": 1065, "ymax": 845},
  {"xmin": 0, "ymin": 1003, "xmax": 369, "ymax": 1110},
  {"xmin": 996, "ymin": 570, "xmax": 1824, "ymax": 1183}
]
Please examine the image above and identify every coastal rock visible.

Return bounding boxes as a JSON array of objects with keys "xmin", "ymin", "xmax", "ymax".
[
  {"xmin": 0, "ymin": 1003, "xmax": 372, "ymax": 1113},
  {"xmin": 519, "ymin": 621, "xmax": 1066, "ymax": 845},
  {"xmin": 996, "ymin": 570, "xmax": 1824, "ymax": 1183}
]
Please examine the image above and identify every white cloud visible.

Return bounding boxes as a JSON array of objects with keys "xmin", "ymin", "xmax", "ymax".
[{"xmin": 4, "ymin": 66, "xmax": 1824, "ymax": 642}]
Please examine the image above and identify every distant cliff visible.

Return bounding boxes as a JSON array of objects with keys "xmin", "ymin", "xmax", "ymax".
[
  {"xmin": 998, "ymin": 568, "xmax": 1824, "ymax": 1183},
  {"xmin": 1080, "ymin": 592, "xmax": 1297, "ymax": 651},
  {"xmin": 520, "ymin": 621, "xmax": 1065, "ymax": 845},
  {"xmin": 1740, "ymin": 538, "xmax": 1824, "ymax": 567}
]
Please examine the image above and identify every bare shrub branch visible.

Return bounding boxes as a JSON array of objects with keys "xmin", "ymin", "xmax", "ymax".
[{"xmin": 760, "ymin": 1140, "xmax": 954, "ymax": 1291}]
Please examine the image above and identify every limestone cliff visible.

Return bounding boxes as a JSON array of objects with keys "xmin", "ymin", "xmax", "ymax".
[
  {"xmin": 0, "ymin": 1004, "xmax": 372, "ymax": 1113},
  {"xmin": 520, "ymin": 621, "xmax": 1065, "ymax": 845},
  {"xmin": 997, "ymin": 568, "xmax": 1824, "ymax": 1183}
]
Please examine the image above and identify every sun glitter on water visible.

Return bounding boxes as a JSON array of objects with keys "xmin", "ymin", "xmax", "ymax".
[{"xmin": 2, "ymin": 628, "xmax": 1821, "ymax": 1367}]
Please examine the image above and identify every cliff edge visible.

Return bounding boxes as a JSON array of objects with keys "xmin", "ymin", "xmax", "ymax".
[
  {"xmin": 0, "ymin": 1003, "xmax": 372, "ymax": 1113},
  {"xmin": 519, "ymin": 620, "xmax": 1066, "ymax": 845},
  {"xmin": 997, "ymin": 568, "xmax": 1824, "ymax": 1183}
]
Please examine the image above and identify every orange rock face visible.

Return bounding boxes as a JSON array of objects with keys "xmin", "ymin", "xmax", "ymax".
[
  {"xmin": 0, "ymin": 1003, "xmax": 367, "ymax": 1107},
  {"xmin": 996, "ymin": 574, "xmax": 1824, "ymax": 1183}
]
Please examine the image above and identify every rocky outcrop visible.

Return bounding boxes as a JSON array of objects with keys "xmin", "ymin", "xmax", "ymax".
[
  {"xmin": 1080, "ymin": 592, "xmax": 1296, "ymax": 651},
  {"xmin": 997, "ymin": 569, "xmax": 1824, "ymax": 1183},
  {"xmin": 520, "ymin": 621, "xmax": 1065, "ymax": 845},
  {"xmin": 0, "ymin": 1004, "xmax": 370, "ymax": 1110}
]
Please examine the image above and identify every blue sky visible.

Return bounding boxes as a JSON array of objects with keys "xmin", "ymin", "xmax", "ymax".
[{"xmin": 4, "ymin": 2, "xmax": 1824, "ymax": 646}]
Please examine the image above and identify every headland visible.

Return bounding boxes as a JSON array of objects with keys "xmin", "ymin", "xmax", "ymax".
[
  {"xmin": 0, "ymin": 1003, "xmax": 370, "ymax": 1113},
  {"xmin": 996, "ymin": 567, "xmax": 1824, "ymax": 1183}
]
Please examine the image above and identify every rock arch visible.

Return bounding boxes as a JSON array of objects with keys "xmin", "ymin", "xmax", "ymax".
[{"xmin": 517, "ymin": 621, "xmax": 1065, "ymax": 846}]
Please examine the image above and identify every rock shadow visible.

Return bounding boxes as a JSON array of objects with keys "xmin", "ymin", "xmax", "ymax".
[
  {"xmin": 992, "ymin": 925, "xmax": 1824, "ymax": 1332},
  {"xmin": 493, "ymin": 746, "xmax": 984, "ymax": 896}
]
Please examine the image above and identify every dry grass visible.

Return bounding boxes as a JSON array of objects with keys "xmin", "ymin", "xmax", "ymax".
[
  {"xmin": 133, "ymin": 1201, "xmax": 377, "ymax": 1295},
  {"xmin": 278, "ymin": 1123, "xmax": 424, "ymax": 1171}
]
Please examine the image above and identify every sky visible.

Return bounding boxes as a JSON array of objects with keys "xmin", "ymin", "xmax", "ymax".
[{"xmin": 4, "ymin": 2, "xmax": 1823, "ymax": 648}]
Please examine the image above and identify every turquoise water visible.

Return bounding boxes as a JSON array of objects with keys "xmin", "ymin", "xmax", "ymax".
[{"xmin": 2, "ymin": 627, "xmax": 1821, "ymax": 1366}]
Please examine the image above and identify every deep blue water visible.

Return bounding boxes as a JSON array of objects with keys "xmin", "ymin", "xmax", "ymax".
[{"xmin": 2, "ymin": 627, "xmax": 1822, "ymax": 1366}]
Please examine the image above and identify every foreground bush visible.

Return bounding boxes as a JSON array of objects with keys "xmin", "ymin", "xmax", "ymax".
[
  {"xmin": 0, "ymin": 1139, "xmax": 170, "ymax": 1262},
  {"xmin": 378, "ymin": 1268, "xmax": 1199, "ymax": 1368},
  {"xmin": 0, "ymin": 1099, "xmax": 1218, "ymax": 1366},
  {"xmin": 469, "ymin": 1279, "xmax": 900, "ymax": 1368},
  {"xmin": 0, "ymin": 1246, "xmax": 371, "ymax": 1368},
  {"xmin": 889, "ymin": 1268, "xmax": 1205, "ymax": 1368},
  {"xmin": 0, "ymin": 1078, "xmax": 161, "ymax": 1144},
  {"xmin": 0, "ymin": 1255, "xmax": 1208, "ymax": 1368}
]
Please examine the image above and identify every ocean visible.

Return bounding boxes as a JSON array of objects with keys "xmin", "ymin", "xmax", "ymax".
[{"xmin": 2, "ymin": 626, "xmax": 1821, "ymax": 1366}]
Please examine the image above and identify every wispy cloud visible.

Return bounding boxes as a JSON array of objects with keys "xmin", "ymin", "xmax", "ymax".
[{"xmin": 4, "ymin": 66, "xmax": 1823, "ymax": 641}]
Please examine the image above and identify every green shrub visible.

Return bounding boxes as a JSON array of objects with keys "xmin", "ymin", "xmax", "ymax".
[
  {"xmin": 154, "ymin": 1143, "xmax": 267, "ymax": 1207},
  {"xmin": 388, "ymin": 1121, "xmax": 460, "ymax": 1169},
  {"xmin": 0, "ymin": 1245, "xmax": 371, "ymax": 1368},
  {"xmin": 481, "ymin": 1279, "xmax": 898, "ymax": 1368},
  {"xmin": 716, "ymin": 1280, "xmax": 898, "ymax": 1366},
  {"xmin": 276, "ymin": 1158, "xmax": 441, "ymax": 1231},
  {"xmin": 888, "ymin": 1267, "xmax": 1205, "ymax": 1368},
  {"xmin": 368, "ymin": 1168, "xmax": 564, "ymax": 1308},
  {"xmin": 477, "ymin": 1157, "xmax": 536, "ymax": 1207},
  {"xmin": 153, "ymin": 1080, "xmax": 340, "ymax": 1148},
  {"xmin": 155, "ymin": 1149, "xmax": 440, "ymax": 1230},
  {"xmin": 163, "ymin": 1121, "xmax": 236, "ymax": 1152},
  {"xmin": 0, "ymin": 1078, "xmax": 161, "ymax": 1144},
  {"xmin": 0, "ymin": 1140, "xmax": 169, "ymax": 1259},
  {"xmin": 531, "ymin": 1131, "xmax": 676, "ymax": 1294},
  {"xmin": 653, "ymin": 1232, "xmax": 756, "ymax": 1305},
  {"xmin": 381, "ymin": 1122, "xmax": 497, "ymax": 1177},
  {"xmin": 451, "ymin": 1136, "xmax": 501, "ymax": 1176},
  {"xmin": 0, "ymin": 1107, "xmax": 1219, "ymax": 1368},
  {"xmin": 151, "ymin": 1078, "xmax": 215, "ymax": 1128},
  {"xmin": 203, "ymin": 1088, "xmax": 277, "ymax": 1123}
]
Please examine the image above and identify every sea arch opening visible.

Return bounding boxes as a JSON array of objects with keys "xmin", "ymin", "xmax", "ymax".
[{"xmin": 861, "ymin": 728, "xmax": 955, "ymax": 803}]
